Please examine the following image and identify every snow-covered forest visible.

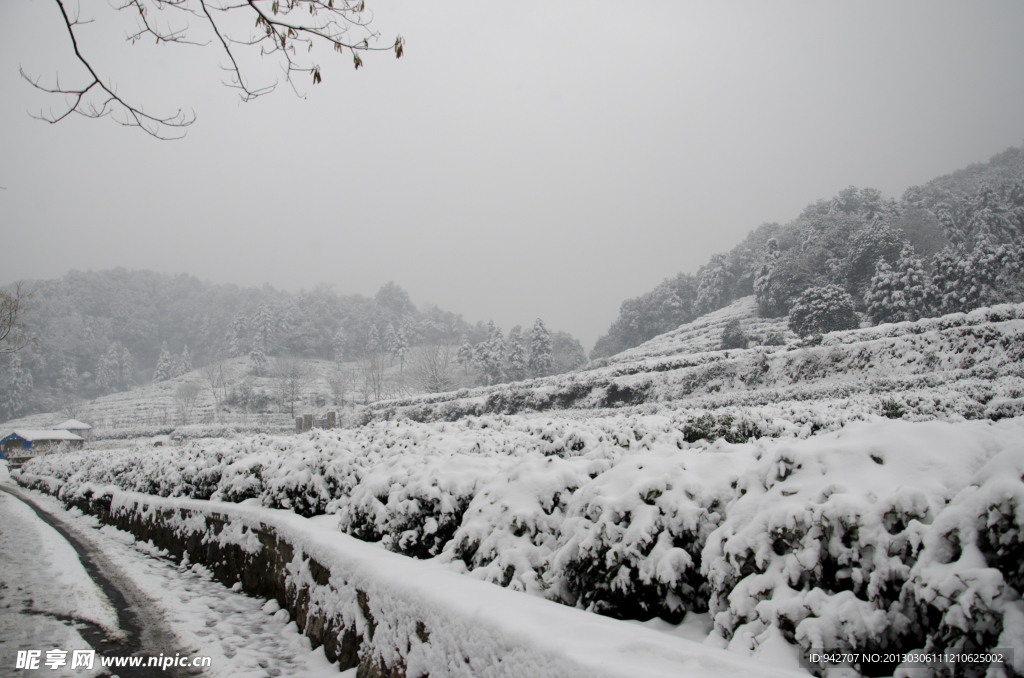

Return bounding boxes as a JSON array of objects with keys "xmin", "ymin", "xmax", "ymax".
[
  {"xmin": 592, "ymin": 146, "xmax": 1024, "ymax": 358},
  {"xmin": 0, "ymin": 277, "xmax": 586, "ymax": 423}
]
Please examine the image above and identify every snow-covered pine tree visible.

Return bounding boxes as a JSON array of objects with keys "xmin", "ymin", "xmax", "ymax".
[
  {"xmin": 332, "ymin": 328, "xmax": 347, "ymax": 364},
  {"xmin": 0, "ymin": 356, "xmax": 33, "ymax": 420},
  {"xmin": 366, "ymin": 325, "xmax": 380, "ymax": 354},
  {"xmin": 58, "ymin": 356, "xmax": 79, "ymax": 393},
  {"xmin": 250, "ymin": 302, "xmax": 278, "ymax": 355},
  {"xmin": 478, "ymin": 321, "xmax": 505, "ymax": 385},
  {"xmin": 505, "ymin": 328, "xmax": 527, "ymax": 382},
  {"xmin": 788, "ymin": 285, "xmax": 860, "ymax": 337},
  {"xmin": 457, "ymin": 336, "xmax": 473, "ymax": 373},
  {"xmin": 928, "ymin": 240, "xmax": 1022, "ymax": 315},
  {"xmin": 153, "ymin": 341, "xmax": 174, "ymax": 382},
  {"xmin": 865, "ymin": 246, "xmax": 933, "ymax": 324},
  {"xmin": 226, "ymin": 314, "xmax": 249, "ymax": 357},
  {"xmin": 119, "ymin": 344, "xmax": 135, "ymax": 389},
  {"xmin": 528, "ymin": 318, "xmax": 553, "ymax": 378},
  {"xmin": 175, "ymin": 344, "xmax": 193, "ymax": 377},
  {"xmin": 754, "ymin": 254, "xmax": 814, "ymax": 318},
  {"xmin": 95, "ymin": 344, "xmax": 120, "ymax": 394},
  {"xmin": 383, "ymin": 323, "xmax": 398, "ymax": 365},
  {"xmin": 696, "ymin": 253, "xmax": 735, "ymax": 315},
  {"xmin": 395, "ymin": 326, "xmax": 409, "ymax": 372},
  {"xmin": 249, "ymin": 335, "xmax": 268, "ymax": 376}
]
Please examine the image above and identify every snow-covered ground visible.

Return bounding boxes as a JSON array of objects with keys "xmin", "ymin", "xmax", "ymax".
[
  {"xmin": 0, "ymin": 490, "xmax": 115, "ymax": 677},
  {"xmin": 1, "ymin": 461, "xmax": 353, "ymax": 678}
]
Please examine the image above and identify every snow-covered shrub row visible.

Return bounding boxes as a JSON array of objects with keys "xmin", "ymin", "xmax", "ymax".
[
  {"xmin": 704, "ymin": 418, "xmax": 1024, "ymax": 675},
  {"xmin": 24, "ymin": 415, "xmax": 760, "ymax": 625},
  {"xmin": 21, "ymin": 415, "xmax": 1024, "ymax": 675},
  {"xmin": 357, "ymin": 301, "xmax": 1024, "ymax": 424}
]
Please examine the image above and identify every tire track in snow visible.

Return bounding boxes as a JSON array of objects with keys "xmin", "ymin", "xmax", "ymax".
[{"xmin": 0, "ymin": 485, "xmax": 198, "ymax": 677}]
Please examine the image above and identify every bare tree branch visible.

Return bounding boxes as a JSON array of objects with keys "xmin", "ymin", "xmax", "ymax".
[
  {"xmin": 0, "ymin": 283, "xmax": 35, "ymax": 355},
  {"xmin": 23, "ymin": 0, "xmax": 404, "ymax": 139},
  {"xmin": 22, "ymin": 0, "xmax": 195, "ymax": 138}
]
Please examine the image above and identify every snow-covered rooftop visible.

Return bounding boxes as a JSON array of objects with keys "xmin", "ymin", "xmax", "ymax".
[
  {"xmin": 52, "ymin": 419, "xmax": 92, "ymax": 431},
  {"xmin": 5, "ymin": 429, "xmax": 85, "ymax": 442}
]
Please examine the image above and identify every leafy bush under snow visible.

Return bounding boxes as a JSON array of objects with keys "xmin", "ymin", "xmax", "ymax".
[{"xmin": 19, "ymin": 414, "xmax": 1024, "ymax": 677}]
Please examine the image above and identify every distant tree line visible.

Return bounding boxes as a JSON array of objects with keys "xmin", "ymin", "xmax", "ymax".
[
  {"xmin": 0, "ymin": 274, "xmax": 585, "ymax": 422},
  {"xmin": 593, "ymin": 145, "xmax": 1024, "ymax": 357}
]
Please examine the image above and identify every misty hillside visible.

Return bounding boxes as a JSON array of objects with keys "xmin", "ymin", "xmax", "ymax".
[
  {"xmin": 0, "ymin": 275, "xmax": 585, "ymax": 424},
  {"xmin": 356, "ymin": 297, "xmax": 1024, "ymax": 434},
  {"xmin": 592, "ymin": 145, "xmax": 1024, "ymax": 358},
  {"xmin": 4, "ymin": 146, "xmax": 1023, "ymax": 428}
]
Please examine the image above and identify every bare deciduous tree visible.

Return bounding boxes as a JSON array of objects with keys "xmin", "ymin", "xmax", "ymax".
[
  {"xmin": 409, "ymin": 342, "xmax": 458, "ymax": 394},
  {"xmin": 273, "ymin": 356, "xmax": 312, "ymax": 417},
  {"xmin": 1, "ymin": 284, "xmax": 34, "ymax": 355},
  {"xmin": 358, "ymin": 350, "xmax": 391, "ymax": 404},
  {"xmin": 174, "ymin": 381, "xmax": 203, "ymax": 423},
  {"xmin": 200, "ymin": 360, "xmax": 231, "ymax": 422},
  {"xmin": 326, "ymin": 367, "xmax": 352, "ymax": 407},
  {"xmin": 59, "ymin": 390, "xmax": 85, "ymax": 420},
  {"xmin": 24, "ymin": 0, "xmax": 405, "ymax": 138}
]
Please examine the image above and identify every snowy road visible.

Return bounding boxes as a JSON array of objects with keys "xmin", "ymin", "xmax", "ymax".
[{"xmin": 0, "ymin": 472, "xmax": 350, "ymax": 678}]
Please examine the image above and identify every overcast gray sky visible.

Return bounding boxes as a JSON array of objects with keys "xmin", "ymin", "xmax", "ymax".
[{"xmin": 2, "ymin": 0, "xmax": 1023, "ymax": 348}]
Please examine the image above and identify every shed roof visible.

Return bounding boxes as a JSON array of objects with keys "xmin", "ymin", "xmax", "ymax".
[
  {"xmin": 53, "ymin": 419, "xmax": 92, "ymax": 431},
  {"xmin": 4, "ymin": 429, "xmax": 85, "ymax": 442}
]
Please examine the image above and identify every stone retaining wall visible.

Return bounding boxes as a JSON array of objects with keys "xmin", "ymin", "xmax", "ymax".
[
  {"xmin": 20, "ymin": 475, "xmax": 407, "ymax": 677},
  {"xmin": 14, "ymin": 472, "xmax": 803, "ymax": 678}
]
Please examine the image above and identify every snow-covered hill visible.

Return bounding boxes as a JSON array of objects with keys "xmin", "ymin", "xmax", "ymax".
[{"xmin": 358, "ymin": 298, "xmax": 1024, "ymax": 430}]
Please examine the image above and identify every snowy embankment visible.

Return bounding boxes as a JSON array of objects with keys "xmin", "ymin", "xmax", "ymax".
[
  {"xmin": 357, "ymin": 300, "xmax": 1024, "ymax": 425},
  {"xmin": 14, "ymin": 476, "xmax": 805, "ymax": 678},
  {"xmin": 19, "ymin": 416, "xmax": 1024, "ymax": 675}
]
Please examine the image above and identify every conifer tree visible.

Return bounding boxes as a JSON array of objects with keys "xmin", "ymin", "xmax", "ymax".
[
  {"xmin": 95, "ymin": 345, "xmax": 120, "ymax": 394},
  {"xmin": 477, "ymin": 321, "xmax": 505, "ymax": 385},
  {"xmin": 528, "ymin": 318, "xmax": 553, "ymax": 377},
  {"xmin": 249, "ymin": 335, "xmax": 267, "ymax": 376},
  {"xmin": 505, "ymin": 328, "xmax": 527, "ymax": 382},
  {"xmin": 865, "ymin": 246, "xmax": 932, "ymax": 324},
  {"xmin": 226, "ymin": 314, "xmax": 249, "ymax": 357},
  {"xmin": 119, "ymin": 344, "xmax": 135, "ymax": 388},
  {"xmin": 383, "ymin": 323, "xmax": 398, "ymax": 365},
  {"xmin": 250, "ymin": 302, "xmax": 279, "ymax": 355},
  {"xmin": 366, "ymin": 325, "xmax": 380, "ymax": 354},
  {"xmin": 153, "ymin": 341, "xmax": 174, "ymax": 382},
  {"xmin": 0, "ymin": 356, "xmax": 33, "ymax": 420},
  {"xmin": 927, "ymin": 240, "xmax": 1022, "ymax": 315},
  {"xmin": 175, "ymin": 344, "xmax": 193, "ymax": 377},
  {"xmin": 58, "ymin": 357, "xmax": 79, "ymax": 394},
  {"xmin": 395, "ymin": 326, "xmax": 409, "ymax": 372},
  {"xmin": 457, "ymin": 336, "xmax": 473, "ymax": 373},
  {"xmin": 332, "ymin": 328, "xmax": 347, "ymax": 364},
  {"xmin": 696, "ymin": 253, "xmax": 735, "ymax": 315}
]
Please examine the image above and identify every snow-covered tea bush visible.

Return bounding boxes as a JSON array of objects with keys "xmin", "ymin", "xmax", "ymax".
[
  {"xmin": 787, "ymin": 285, "xmax": 860, "ymax": 338},
  {"xmin": 547, "ymin": 445, "xmax": 754, "ymax": 622},
  {"xmin": 19, "ymin": 408, "xmax": 1024, "ymax": 677},
  {"xmin": 702, "ymin": 419, "xmax": 1024, "ymax": 674},
  {"xmin": 444, "ymin": 454, "xmax": 609, "ymax": 597},
  {"xmin": 902, "ymin": 447, "xmax": 1024, "ymax": 675}
]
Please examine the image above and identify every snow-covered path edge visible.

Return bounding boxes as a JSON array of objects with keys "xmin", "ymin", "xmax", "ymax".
[{"xmin": 16, "ymin": 473, "xmax": 804, "ymax": 678}]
